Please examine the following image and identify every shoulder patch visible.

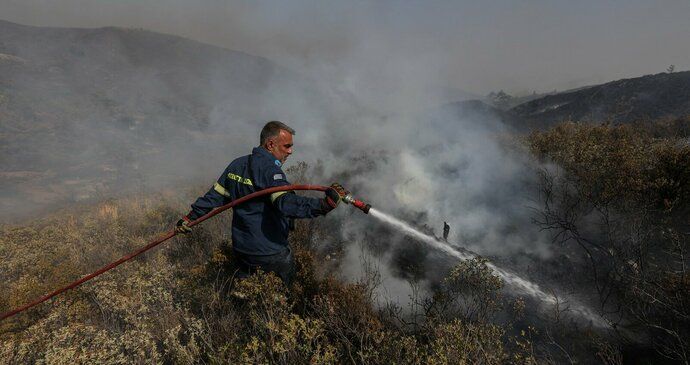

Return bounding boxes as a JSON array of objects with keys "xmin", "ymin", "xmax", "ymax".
[
  {"xmin": 273, "ymin": 173, "xmax": 284, "ymax": 181},
  {"xmin": 274, "ymin": 160, "xmax": 282, "ymax": 167}
]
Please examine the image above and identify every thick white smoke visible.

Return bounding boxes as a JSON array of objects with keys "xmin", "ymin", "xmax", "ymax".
[
  {"xmin": 145, "ymin": 25, "xmax": 559, "ymax": 308},
  {"xmin": 195, "ymin": 54, "xmax": 558, "ymax": 309},
  {"xmin": 1, "ymin": 9, "xmax": 557, "ymax": 310}
]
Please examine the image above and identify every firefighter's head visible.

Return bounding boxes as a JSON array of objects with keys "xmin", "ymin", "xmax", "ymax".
[{"xmin": 260, "ymin": 121, "xmax": 295, "ymax": 164}]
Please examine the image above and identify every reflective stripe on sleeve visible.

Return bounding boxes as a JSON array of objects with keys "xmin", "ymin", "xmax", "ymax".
[
  {"xmin": 270, "ymin": 191, "xmax": 289, "ymax": 203},
  {"xmin": 227, "ymin": 173, "xmax": 253, "ymax": 186},
  {"xmin": 213, "ymin": 182, "xmax": 231, "ymax": 197}
]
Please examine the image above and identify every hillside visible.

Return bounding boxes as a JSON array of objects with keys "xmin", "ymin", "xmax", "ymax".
[
  {"xmin": 511, "ymin": 71, "xmax": 690, "ymax": 128},
  {"xmin": 3, "ymin": 18, "xmax": 689, "ymax": 219},
  {"xmin": 0, "ymin": 20, "xmax": 313, "ymax": 220}
]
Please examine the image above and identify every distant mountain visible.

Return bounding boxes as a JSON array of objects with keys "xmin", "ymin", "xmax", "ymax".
[
  {"xmin": 0, "ymin": 19, "xmax": 292, "ymax": 132},
  {"xmin": 448, "ymin": 72, "xmax": 690, "ymax": 131},
  {"xmin": 511, "ymin": 71, "xmax": 690, "ymax": 129},
  {"xmin": 0, "ymin": 19, "xmax": 316, "ymax": 220}
]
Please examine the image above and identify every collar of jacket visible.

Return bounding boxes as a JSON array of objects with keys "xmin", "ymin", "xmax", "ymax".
[{"xmin": 253, "ymin": 146, "xmax": 282, "ymax": 167}]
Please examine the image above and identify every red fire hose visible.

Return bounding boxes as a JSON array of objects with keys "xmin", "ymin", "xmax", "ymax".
[{"xmin": 1, "ymin": 184, "xmax": 373, "ymax": 321}]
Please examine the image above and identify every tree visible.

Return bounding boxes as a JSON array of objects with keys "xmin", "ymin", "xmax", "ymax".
[{"xmin": 487, "ymin": 90, "xmax": 513, "ymax": 109}]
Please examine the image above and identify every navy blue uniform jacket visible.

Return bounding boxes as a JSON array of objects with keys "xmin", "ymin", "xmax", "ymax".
[{"xmin": 186, "ymin": 147, "xmax": 326, "ymax": 256}]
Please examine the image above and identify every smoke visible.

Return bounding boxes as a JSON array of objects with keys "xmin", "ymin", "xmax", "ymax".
[
  {"xmin": 176, "ymin": 8, "xmax": 565, "ymax": 309},
  {"xmin": 298, "ymin": 96, "xmax": 555, "ymax": 307},
  {"xmin": 0, "ymin": 3, "xmax": 605, "ymax": 320},
  {"xmin": 0, "ymin": 12, "xmax": 555, "ymax": 288}
]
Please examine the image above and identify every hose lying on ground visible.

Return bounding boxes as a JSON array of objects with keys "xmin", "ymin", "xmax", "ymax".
[{"xmin": 0, "ymin": 184, "xmax": 329, "ymax": 321}]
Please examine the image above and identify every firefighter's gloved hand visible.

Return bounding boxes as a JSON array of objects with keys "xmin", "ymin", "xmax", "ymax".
[
  {"xmin": 330, "ymin": 182, "xmax": 349, "ymax": 199},
  {"xmin": 321, "ymin": 183, "xmax": 349, "ymax": 213},
  {"xmin": 175, "ymin": 217, "xmax": 192, "ymax": 234}
]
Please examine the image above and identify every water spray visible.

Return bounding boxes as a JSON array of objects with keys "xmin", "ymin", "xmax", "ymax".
[{"xmin": 367, "ymin": 207, "xmax": 612, "ymax": 329}]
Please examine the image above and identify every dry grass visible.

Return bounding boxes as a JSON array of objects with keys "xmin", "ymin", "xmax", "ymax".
[
  {"xmin": 0, "ymin": 187, "xmax": 532, "ymax": 364},
  {"xmin": 13, "ymin": 127, "xmax": 687, "ymax": 364}
]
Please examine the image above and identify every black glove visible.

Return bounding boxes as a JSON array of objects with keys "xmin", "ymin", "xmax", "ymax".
[
  {"xmin": 175, "ymin": 216, "xmax": 192, "ymax": 234},
  {"xmin": 321, "ymin": 183, "xmax": 349, "ymax": 213},
  {"xmin": 331, "ymin": 182, "xmax": 348, "ymax": 198}
]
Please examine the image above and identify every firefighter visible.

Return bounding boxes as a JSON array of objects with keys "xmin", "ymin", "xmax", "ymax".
[{"xmin": 175, "ymin": 121, "xmax": 347, "ymax": 286}]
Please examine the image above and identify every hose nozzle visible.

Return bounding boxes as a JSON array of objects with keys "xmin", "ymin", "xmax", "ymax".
[{"xmin": 342, "ymin": 193, "xmax": 371, "ymax": 214}]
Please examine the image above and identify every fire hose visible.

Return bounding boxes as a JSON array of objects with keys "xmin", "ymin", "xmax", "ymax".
[{"xmin": 1, "ymin": 184, "xmax": 371, "ymax": 321}]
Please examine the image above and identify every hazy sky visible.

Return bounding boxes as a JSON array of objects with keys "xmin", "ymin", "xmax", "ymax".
[
  {"xmin": 0, "ymin": 0, "xmax": 690, "ymax": 94},
  {"xmin": 2, "ymin": 0, "xmax": 689, "ymax": 95},
  {"xmin": 5, "ymin": 0, "xmax": 681, "ymax": 314}
]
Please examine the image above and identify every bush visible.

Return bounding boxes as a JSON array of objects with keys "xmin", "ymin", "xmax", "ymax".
[
  {"xmin": 528, "ymin": 120, "xmax": 690, "ymax": 362},
  {"xmin": 0, "ymin": 193, "xmax": 523, "ymax": 363}
]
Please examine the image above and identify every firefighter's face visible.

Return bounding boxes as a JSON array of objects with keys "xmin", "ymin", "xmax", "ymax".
[{"xmin": 267, "ymin": 129, "xmax": 293, "ymax": 163}]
